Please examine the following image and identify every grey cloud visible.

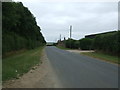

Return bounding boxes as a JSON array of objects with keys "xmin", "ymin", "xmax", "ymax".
[{"xmin": 14, "ymin": 1, "xmax": 118, "ymax": 42}]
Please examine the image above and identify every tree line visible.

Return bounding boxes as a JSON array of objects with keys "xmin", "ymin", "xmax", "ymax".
[
  {"xmin": 2, "ymin": 2, "xmax": 46, "ymax": 57},
  {"xmin": 58, "ymin": 31, "xmax": 119, "ymax": 56}
]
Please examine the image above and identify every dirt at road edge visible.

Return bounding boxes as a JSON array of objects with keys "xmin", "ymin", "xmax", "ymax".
[{"xmin": 3, "ymin": 48, "xmax": 62, "ymax": 88}]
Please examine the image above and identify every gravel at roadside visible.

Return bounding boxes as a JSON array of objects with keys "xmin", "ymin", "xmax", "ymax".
[{"xmin": 3, "ymin": 49, "xmax": 62, "ymax": 88}]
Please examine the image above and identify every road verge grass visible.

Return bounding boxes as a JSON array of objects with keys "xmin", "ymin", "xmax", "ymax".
[
  {"xmin": 2, "ymin": 46, "xmax": 44, "ymax": 81},
  {"xmin": 81, "ymin": 52, "xmax": 119, "ymax": 64}
]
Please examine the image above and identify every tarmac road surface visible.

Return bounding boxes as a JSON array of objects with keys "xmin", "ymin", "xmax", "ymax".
[{"xmin": 45, "ymin": 46, "xmax": 118, "ymax": 88}]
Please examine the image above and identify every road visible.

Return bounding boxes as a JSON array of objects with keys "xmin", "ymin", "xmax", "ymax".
[{"xmin": 45, "ymin": 46, "xmax": 118, "ymax": 88}]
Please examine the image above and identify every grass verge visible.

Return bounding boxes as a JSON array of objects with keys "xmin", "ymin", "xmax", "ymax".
[
  {"xmin": 81, "ymin": 52, "xmax": 119, "ymax": 64},
  {"xmin": 2, "ymin": 46, "xmax": 44, "ymax": 81}
]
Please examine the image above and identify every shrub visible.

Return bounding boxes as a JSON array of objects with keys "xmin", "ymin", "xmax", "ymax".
[
  {"xmin": 79, "ymin": 38, "xmax": 93, "ymax": 50},
  {"xmin": 65, "ymin": 39, "xmax": 80, "ymax": 49},
  {"xmin": 93, "ymin": 31, "xmax": 119, "ymax": 55}
]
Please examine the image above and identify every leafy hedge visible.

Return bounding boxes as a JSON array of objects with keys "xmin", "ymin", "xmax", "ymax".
[
  {"xmin": 93, "ymin": 31, "xmax": 119, "ymax": 55},
  {"xmin": 65, "ymin": 39, "xmax": 79, "ymax": 49},
  {"xmin": 2, "ymin": 2, "xmax": 46, "ymax": 56},
  {"xmin": 2, "ymin": 33, "xmax": 27, "ymax": 54},
  {"xmin": 79, "ymin": 38, "xmax": 94, "ymax": 50},
  {"xmin": 64, "ymin": 31, "xmax": 119, "ymax": 56}
]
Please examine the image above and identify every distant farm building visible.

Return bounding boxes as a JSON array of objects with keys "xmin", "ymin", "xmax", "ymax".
[{"xmin": 85, "ymin": 31, "xmax": 117, "ymax": 39}]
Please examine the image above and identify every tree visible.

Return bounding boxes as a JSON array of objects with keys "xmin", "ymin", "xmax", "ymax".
[{"xmin": 2, "ymin": 2, "xmax": 46, "ymax": 56}]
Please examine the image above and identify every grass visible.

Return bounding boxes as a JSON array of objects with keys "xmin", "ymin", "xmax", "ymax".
[
  {"xmin": 56, "ymin": 46, "xmax": 119, "ymax": 64},
  {"xmin": 81, "ymin": 52, "xmax": 119, "ymax": 64},
  {"xmin": 2, "ymin": 46, "xmax": 44, "ymax": 81},
  {"xmin": 3, "ymin": 49, "xmax": 27, "ymax": 58}
]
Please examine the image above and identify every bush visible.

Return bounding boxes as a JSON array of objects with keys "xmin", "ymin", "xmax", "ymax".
[
  {"xmin": 93, "ymin": 31, "xmax": 119, "ymax": 55},
  {"xmin": 60, "ymin": 31, "xmax": 119, "ymax": 56},
  {"xmin": 79, "ymin": 38, "xmax": 93, "ymax": 50},
  {"xmin": 65, "ymin": 39, "xmax": 80, "ymax": 49}
]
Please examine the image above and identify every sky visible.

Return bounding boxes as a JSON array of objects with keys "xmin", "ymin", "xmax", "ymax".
[{"xmin": 14, "ymin": 0, "xmax": 118, "ymax": 42}]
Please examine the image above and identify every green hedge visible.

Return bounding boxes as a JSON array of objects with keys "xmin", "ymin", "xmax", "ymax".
[
  {"xmin": 65, "ymin": 38, "xmax": 94, "ymax": 50},
  {"xmin": 79, "ymin": 38, "xmax": 94, "ymax": 50},
  {"xmin": 64, "ymin": 31, "xmax": 119, "ymax": 56},
  {"xmin": 2, "ymin": 32, "xmax": 45, "ymax": 56},
  {"xmin": 65, "ymin": 39, "xmax": 79, "ymax": 49},
  {"xmin": 93, "ymin": 31, "xmax": 119, "ymax": 55},
  {"xmin": 2, "ymin": 2, "xmax": 46, "ymax": 57}
]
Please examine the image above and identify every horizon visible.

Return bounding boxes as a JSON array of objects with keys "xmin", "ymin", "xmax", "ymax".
[{"xmin": 14, "ymin": 1, "xmax": 118, "ymax": 42}]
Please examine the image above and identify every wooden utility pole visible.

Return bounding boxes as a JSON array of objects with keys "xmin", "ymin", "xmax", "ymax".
[
  {"xmin": 60, "ymin": 34, "xmax": 61, "ymax": 41},
  {"xmin": 70, "ymin": 25, "xmax": 72, "ymax": 39},
  {"xmin": 69, "ymin": 25, "xmax": 72, "ymax": 49}
]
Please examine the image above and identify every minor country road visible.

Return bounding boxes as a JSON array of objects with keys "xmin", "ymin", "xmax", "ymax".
[{"xmin": 45, "ymin": 46, "xmax": 118, "ymax": 88}]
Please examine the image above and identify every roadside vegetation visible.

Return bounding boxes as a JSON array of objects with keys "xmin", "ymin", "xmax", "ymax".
[
  {"xmin": 57, "ymin": 31, "xmax": 119, "ymax": 64},
  {"xmin": 2, "ymin": 2, "xmax": 46, "ymax": 82},
  {"xmin": 2, "ymin": 2, "xmax": 46, "ymax": 57},
  {"xmin": 3, "ymin": 46, "xmax": 44, "ymax": 81},
  {"xmin": 81, "ymin": 52, "xmax": 119, "ymax": 64}
]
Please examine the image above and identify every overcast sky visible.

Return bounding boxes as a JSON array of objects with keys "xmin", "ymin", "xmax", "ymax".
[{"xmin": 14, "ymin": 0, "xmax": 118, "ymax": 42}]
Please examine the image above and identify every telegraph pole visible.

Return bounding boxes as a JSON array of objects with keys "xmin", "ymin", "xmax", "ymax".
[
  {"xmin": 60, "ymin": 34, "xmax": 61, "ymax": 41},
  {"xmin": 70, "ymin": 25, "xmax": 72, "ymax": 39},
  {"xmin": 69, "ymin": 25, "xmax": 72, "ymax": 49}
]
